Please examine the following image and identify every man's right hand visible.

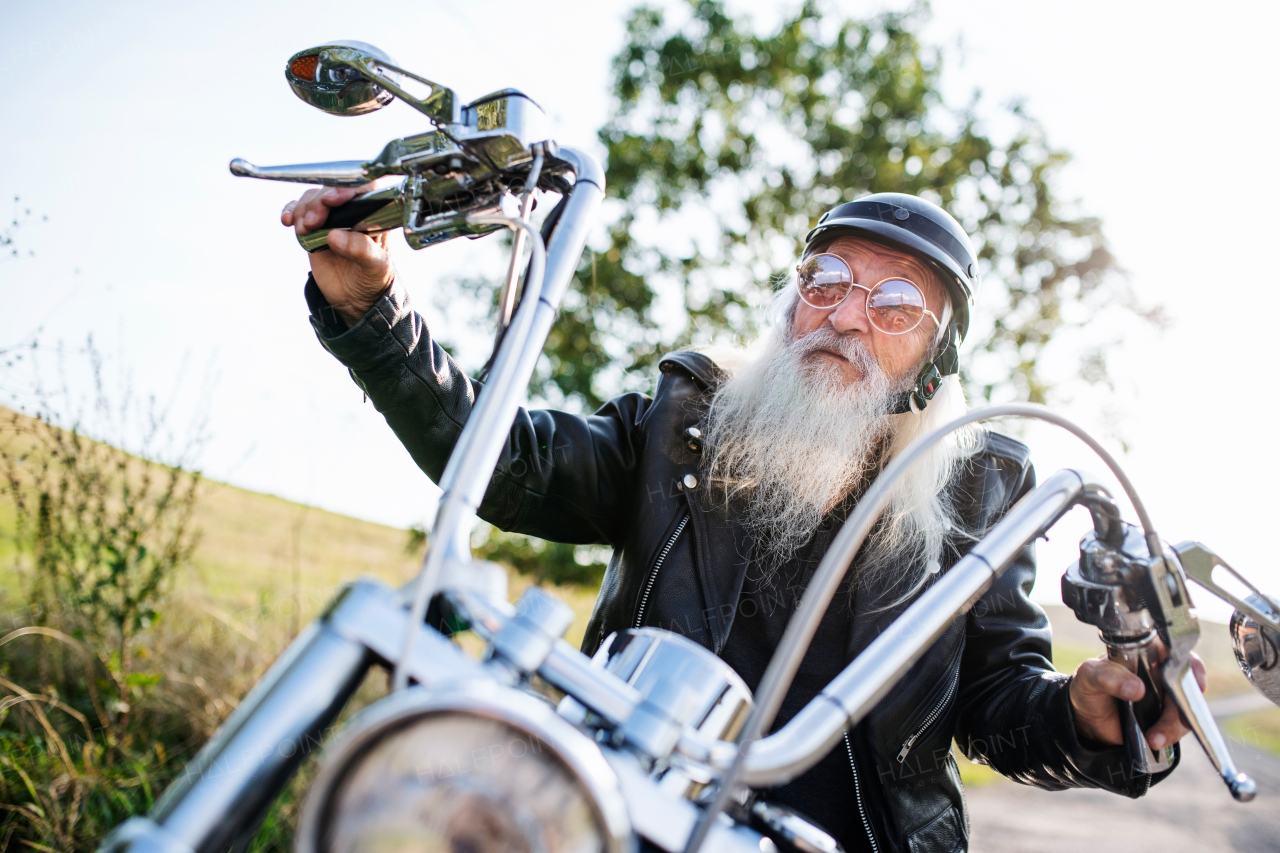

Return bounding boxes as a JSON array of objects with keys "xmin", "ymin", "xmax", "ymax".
[{"xmin": 282, "ymin": 186, "xmax": 396, "ymax": 328}]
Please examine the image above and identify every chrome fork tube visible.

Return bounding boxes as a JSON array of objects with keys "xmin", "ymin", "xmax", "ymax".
[
  {"xmin": 741, "ymin": 468, "xmax": 1097, "ymax": 786},
  {"xmin": 393, "ymin": 148, "xmax": 604, "ymax": 690},
  {"xmin": 503, "ymin": 148, "xmax": 603, "ymax": 398},
  {"xmin": 102, "ymin": 620, "xmax": 372, "ymax": 853},
  {"xmin": 433, "ymin": 146, "xmax": 602, "ymax": 525}
]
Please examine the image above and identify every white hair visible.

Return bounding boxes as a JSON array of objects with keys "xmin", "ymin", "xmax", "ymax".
[
  {"xmin": 697, "ymin": 281, "xmax": 980, "ymax": 608},
  {"xmin": 870, "ymin": 370, "xmax": 979, "ymax": 604}
]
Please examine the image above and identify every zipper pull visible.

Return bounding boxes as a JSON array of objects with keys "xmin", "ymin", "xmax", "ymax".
[{"xmin": 897, "ymin": 735, "xmax": 918, "ymax": 763}]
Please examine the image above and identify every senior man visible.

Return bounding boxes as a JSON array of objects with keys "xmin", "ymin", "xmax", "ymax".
[{"xmin": 283, "ymin": 189, "xmax": 1201, "ymax": 853}]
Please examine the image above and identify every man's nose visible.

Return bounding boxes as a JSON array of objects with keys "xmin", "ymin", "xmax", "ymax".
[{"xmin": 828, "ymin": 289, "xmax": 871, "ymax": 335}]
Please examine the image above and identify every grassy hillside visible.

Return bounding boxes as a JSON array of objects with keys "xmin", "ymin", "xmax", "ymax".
[
  {"xmin": 0, "ymin": 399, "xmax": 1255, "ymax": 684},
  {"xmin": 0, "ymin": 406, "xmax": 608, "ymax": 853},
  {"xmin": 179, "ymin": 476, "xmax": 601, "ymax": 650},
  {"xmin": 0, "ymin": 406, "xmax": 598, "ymax": 654}
]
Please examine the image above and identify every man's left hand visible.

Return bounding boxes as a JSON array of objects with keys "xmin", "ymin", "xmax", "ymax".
[{"xmin": 1069, "ymin": 652, "xmax": 1206, "ymax": 752}]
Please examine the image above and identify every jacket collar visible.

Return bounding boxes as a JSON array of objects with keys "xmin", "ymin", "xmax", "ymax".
[{"xmin": 658, "ymin": 351, "xmax": 726, "ymax": 391}]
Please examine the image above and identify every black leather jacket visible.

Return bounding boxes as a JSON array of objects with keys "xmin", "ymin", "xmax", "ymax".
[{"xmin": 308, "ymin": 278, "xmax": 1175, "ymax": 853}]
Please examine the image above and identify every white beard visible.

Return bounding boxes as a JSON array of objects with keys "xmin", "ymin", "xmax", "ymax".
[{"xmin": 700, "ymin": 325, "xmax": 906, "ymax": 573}]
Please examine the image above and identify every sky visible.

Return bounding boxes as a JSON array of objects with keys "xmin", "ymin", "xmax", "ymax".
[{"xmin": 1, "ymin": 0, "xmax": 1277, "ymax": 622}]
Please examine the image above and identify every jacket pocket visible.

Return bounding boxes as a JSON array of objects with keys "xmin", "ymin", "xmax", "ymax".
[
  {"xmin": 905, "ymin": 805, "xmax": 966, "ymax": 853},
  {"xmin": 894, "ymin": 635, "xmax": 966, "ymax": 764},
  {"xmin": 633, "ymin": 511, "xmax": 689, "ymax": 629}
]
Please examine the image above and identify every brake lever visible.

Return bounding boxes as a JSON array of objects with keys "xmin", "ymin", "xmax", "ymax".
[{"xmin": 1148, "ymin": 546, "xmax": 1257, "ymax": 801}]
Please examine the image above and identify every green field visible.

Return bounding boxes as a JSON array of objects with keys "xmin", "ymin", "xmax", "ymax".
[
  {"xmin": 0, "ymin": 442, "xmax": 601, "ymax": 656},
  {"xmin": 163, "ymin": 474, "xmax": 604, "ymax": 650}
]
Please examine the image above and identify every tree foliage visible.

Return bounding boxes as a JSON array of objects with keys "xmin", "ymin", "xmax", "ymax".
[
  {"xmin": 474, "ymin": 525, "xmax": 606, "ymax": 587},
  {"xmin": 537, "ymin": 0, "xmax": 1143, "ymax": 410}
]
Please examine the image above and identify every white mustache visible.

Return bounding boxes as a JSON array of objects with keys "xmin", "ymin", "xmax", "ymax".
[
  {"xmin": 789, "ymin": 325, "xmax": 921, "ymax": 393},
  {"xmin": 789, "ymin": 326, "xmax": 882, "ymax": 378}
]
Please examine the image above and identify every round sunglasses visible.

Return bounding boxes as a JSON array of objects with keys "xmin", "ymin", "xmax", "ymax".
[{"xmin": 795, "ymin": 253, "xmax": 940, "ymax": 336}]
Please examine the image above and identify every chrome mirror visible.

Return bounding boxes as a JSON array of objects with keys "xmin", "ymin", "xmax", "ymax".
[
  {"xmin": 1231, "ymin": 594, "xmax": 1280, "ymax": 706},
  {"xmin": 285, "ymin": 41, "xmax": 459, "ymax": 124},
  {"xmin": 1175, "ymin": 543, "xmax": 1280, "ymax": 707},
  {"xmin": 285, "ymin": 41, "xmax": 399, "ymax": 116}
]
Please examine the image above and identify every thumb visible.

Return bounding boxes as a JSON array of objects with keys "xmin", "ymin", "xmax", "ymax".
[
  {"xmin": 325, "ymin": 227, "xmax": 355, "ymax": 257},
  {"xmin": 327, "ymin": 228, "xmax": 388, "ymax": 266}
]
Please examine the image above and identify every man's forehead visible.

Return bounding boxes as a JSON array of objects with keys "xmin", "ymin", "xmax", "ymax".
[{"xmin": 812, "ymin": 234, "xmax": 943, "ymax": 288}]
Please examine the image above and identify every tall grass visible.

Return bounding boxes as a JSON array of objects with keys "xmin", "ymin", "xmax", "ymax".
[
  {"xmin": 1, "ymin": 605, "xmax": 268, "ymax": 851},
  {"xmin": 0, "ymin": 358, "xmax": 210, "ymax": 852}
]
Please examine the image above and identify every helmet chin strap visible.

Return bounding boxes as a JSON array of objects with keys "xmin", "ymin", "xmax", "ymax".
[{"xmin": 889, "ymin": 324, "xmax": 960, "ymax": 415}]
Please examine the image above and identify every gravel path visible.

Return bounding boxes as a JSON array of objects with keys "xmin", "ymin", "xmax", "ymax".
[{"xmin": 966, "ymin": 735, "xmax": 1280, "ymax": 852}]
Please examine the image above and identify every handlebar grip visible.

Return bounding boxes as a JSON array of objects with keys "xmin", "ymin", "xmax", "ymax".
[
  {"xmin": 297, "ymin": 188, "xmax": 405, "ymax": 253},
  {"xmin": 323, "ymin": 197, "xmax": 398, "ymax": 230},
  {"xmin": 1107, "ymin": 635, "xmax": 1174, "ymax": 775}
]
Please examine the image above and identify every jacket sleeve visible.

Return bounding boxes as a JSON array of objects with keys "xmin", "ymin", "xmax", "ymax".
[
  {"xmin": 951, "ymin": 446, "xmax": 1177, "ymax": 797},
  {"xmin": 306, "ymin": 276, "xmax": 651, "ymax": 547}
]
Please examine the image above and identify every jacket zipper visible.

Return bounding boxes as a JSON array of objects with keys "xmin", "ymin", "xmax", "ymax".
[
  {"xmin": 896, "ymin": 660, "xmax": 961, "ymax": 763},
  {"xmin": 845, "ymin": 731, "xmax": 880, "ymax": 853},
  {"xmin": 633, "ymin": 513, "xmax": 688, "ymax": 628}
]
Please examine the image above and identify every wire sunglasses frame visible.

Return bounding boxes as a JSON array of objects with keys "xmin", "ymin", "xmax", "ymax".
[{"xmin": 795, "ymin": 252, "xmax": 941, "ymax": 336}]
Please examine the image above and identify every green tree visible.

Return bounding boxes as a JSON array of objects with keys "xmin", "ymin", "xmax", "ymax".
[{"xmin": 539, "ymin": 0, "xmax": 1146, "ymax": 409}]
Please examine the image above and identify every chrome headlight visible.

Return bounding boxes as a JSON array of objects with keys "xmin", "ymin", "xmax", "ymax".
[{"xmin": 297, "ymin": 682, "xmax": 632, "ymax": 853}]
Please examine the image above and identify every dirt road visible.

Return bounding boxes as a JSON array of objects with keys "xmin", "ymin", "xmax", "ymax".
[{"xmin": 966, "ymin": 737, "xmax": 1280, "ymax": 851}]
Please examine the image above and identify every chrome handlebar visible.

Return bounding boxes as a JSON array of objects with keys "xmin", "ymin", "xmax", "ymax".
[
  {"xmin": 420, "ymin": 459, "xmax": 1272, "ymax": 828},
  {"xmin": 102, "ymin": 463, "xmax": 1275, "ymax": 853}
]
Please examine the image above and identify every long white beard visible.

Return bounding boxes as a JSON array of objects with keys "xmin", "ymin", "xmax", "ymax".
[{"xmin": 701, "ymin": 325, "xmax": 903, "ymax": 572}]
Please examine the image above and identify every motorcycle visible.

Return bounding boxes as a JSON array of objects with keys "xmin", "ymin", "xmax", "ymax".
[{"xmin": 100, "ymin": 41, "xmax": 1280, "ymax": 853}]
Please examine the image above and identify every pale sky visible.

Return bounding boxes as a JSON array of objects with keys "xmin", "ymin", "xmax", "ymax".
[{"xmin": 2, "ymin": 0, "xmax": 1277, "ymax": 621}]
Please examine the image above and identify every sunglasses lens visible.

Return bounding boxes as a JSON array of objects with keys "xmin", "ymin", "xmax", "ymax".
[
  {"xmin": 867, "ymin": 278, "xmax": 927, "ymax": 334},
  {"xmin": 796, "ymin": 255, "xmax": 852, "ymax": 308}
]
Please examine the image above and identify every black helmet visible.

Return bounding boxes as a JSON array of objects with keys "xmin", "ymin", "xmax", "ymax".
[{"xmin": 805, "ymin": 192, "xmax": 978, "ymax": 341}]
